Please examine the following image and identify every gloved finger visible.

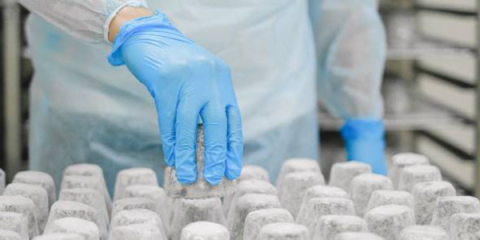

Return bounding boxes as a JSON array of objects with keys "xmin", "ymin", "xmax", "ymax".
[
  {"xmin": 225, "ymin": 105, "xmax": 243, "ymax": 180},
  {"xmin": 200, "ymin": 103, "xmax": 227, "ymax": 185},
  {"xmin": 175, "ymin": 97, "xmax": 203, "ymax": 184},
  {"xmin": 155, "ymin": 100, "xmax": 176, "ymax": 167}
]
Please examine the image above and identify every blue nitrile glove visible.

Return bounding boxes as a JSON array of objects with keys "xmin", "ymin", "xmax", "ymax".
[
  {"xmin": 340, "ymin": 119, "xmax": 387, "ymax": 175},
  {"xmin": 108, "ymin": 11, "xmax": 243, "ymax": 185}
]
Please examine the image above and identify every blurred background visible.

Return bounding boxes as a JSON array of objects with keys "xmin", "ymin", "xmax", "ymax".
[{"xmin": 0, "ymin": 0, "xmax": 479, "ymax": 196}]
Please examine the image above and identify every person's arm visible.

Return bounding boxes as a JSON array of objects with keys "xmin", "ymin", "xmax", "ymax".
[
  {"xmin": 108, "ymin": 7, "xmax": 152, "ymax": 42},
  {"xmin": 18, "ymin": 0, "xmax": 148, "ymax": 42},
  {"xmin": 108, "ymin": 10, "xmax": 243, "ymax": 184},
  {"xmin": 20, "ymin": 0, "xmax": 244, "ymax": 184},
  {"xmin": 311, "ymin": 0, "xmax": 387, "ymax": 174}
]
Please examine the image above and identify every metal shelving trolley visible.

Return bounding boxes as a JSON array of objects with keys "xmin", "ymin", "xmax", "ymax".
[{"xmin": 321, "ymin": 0, "xmax": 480, "ymax": 197}]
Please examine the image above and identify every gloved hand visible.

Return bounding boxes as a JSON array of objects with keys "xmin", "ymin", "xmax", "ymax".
[
  {"xmin": 108, "ymin": 10, "xmax": 243, "ymax": 185},
  {"xmin": 340, "ymin": 119, "xmax": 387, "ymax": 175}
]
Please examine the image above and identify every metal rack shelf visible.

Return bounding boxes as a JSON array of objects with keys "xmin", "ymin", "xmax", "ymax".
[
  {"xmin": 378, "ymin": 1, "xmax": 480, "ymax": 196},
  {"xmin": 382, "ymin": 5, "xmax": 476, "ymax": 60},
  {"xmin": 319, "ymin": 95, "xmax": 470, "ymax": 131},
  {"xmin": 388, "ymin": 36, "xmax": 475, "ymax": 60},
  {"xmin": 415, "ymin": 64, "xmax": 476, "ymax": 89},
  {"xmin": 413, "ymin": 4, "xmax": 477, "ymax": 17}
]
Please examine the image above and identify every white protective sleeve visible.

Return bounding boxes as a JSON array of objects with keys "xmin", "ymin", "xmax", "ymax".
[
  {"xmin": 18, "ymin": 0, "xmax": 148, "ymax": 42},
  {"xmin": 310, "ymin": 0, "xmax": 386, "ymax": 119}
]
